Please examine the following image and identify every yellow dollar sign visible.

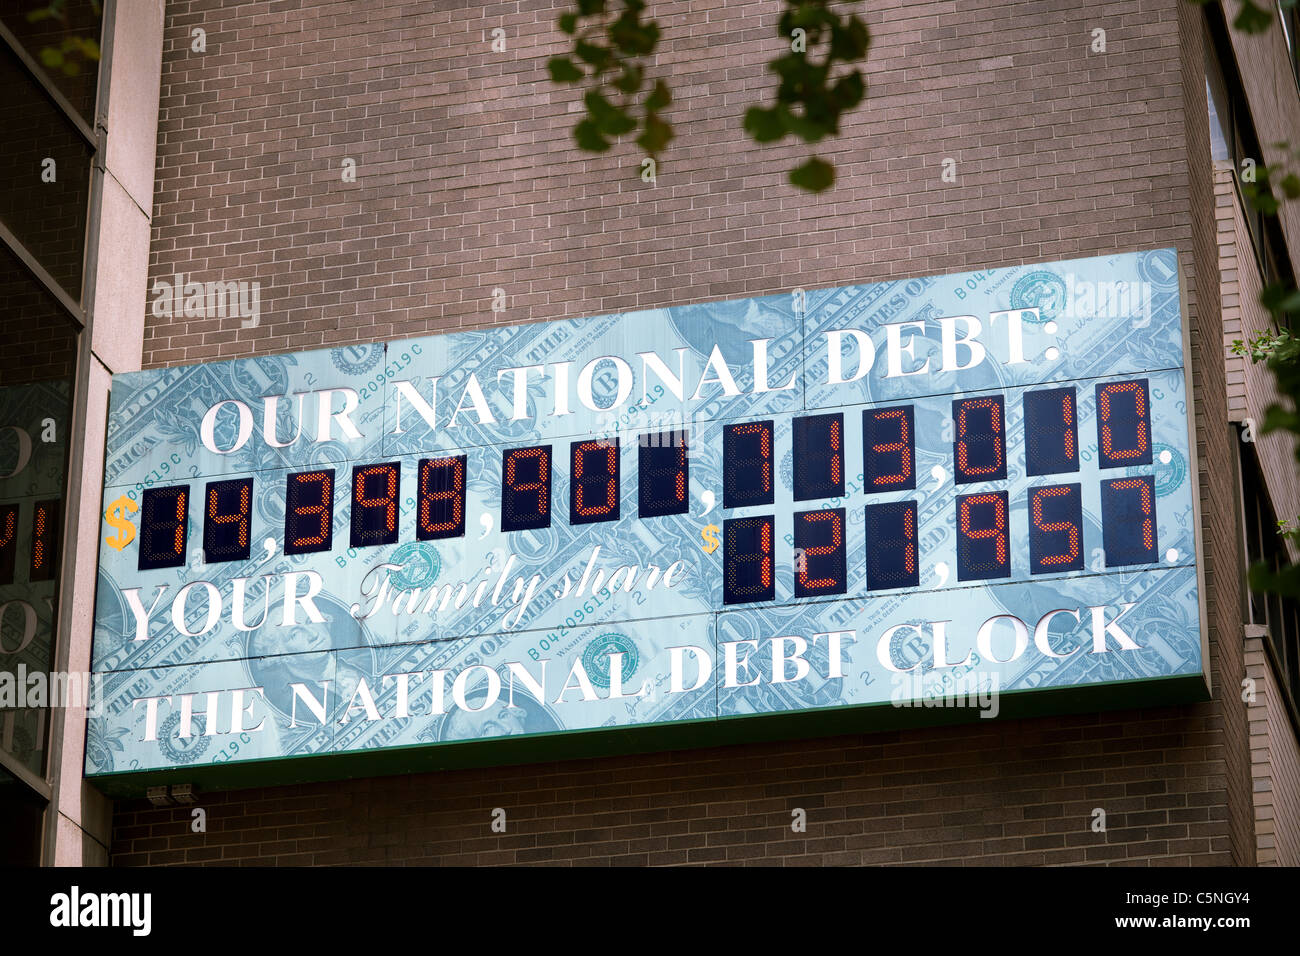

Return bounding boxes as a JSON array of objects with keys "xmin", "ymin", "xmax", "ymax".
[
  {"xmin": 104, "ymin": 495, "xmax": 138, "ymax": 551},
  {"xmin": 700, "ymin": 523, "xmax": 721, "ymax": 554}
]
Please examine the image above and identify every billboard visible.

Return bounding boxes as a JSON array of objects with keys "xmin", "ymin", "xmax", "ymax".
[{"xmin": 86, "ymin": 248, "xmax": 1207, "ymax": 793}]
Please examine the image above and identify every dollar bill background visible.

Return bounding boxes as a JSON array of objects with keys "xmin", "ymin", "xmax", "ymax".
[{"xmin": 86, "ymin": 248, "xmax": 1206, "ymax": 783}]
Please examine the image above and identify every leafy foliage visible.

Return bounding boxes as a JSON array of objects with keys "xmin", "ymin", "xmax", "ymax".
[{"xmin": 548, "ymin": 1, "xmax": 871, "ymax": 191}]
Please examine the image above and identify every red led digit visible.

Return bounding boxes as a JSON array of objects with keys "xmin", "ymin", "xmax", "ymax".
[
  {"xmin": 956, "ymin": 491, "xmax": 1010, "ymax": 580},
  {"xmin": 0, "ymin": 503, "xmax": 17, "ymax": 585},
  {"xmin": 794, "ymin": 508, "xmax": 847, "ymax": 596},
  {"xmin": 953, "ymin": 397, "xmax": 1007, "ymax": 483},
  {"xmin": 571, "ymin": 439, "xmax": 619, "ymax": 524},
  {"xmin": 1101, "ymin": 476, "xmax": 1157, "ymax": 566},
  {"xmin": 1029, "ymin": 484, "xmax": 1083, "ymax": 572},
  {"xmin": 864, "ymin": 501, "xmax": 918, "ymax": 591},
  {"xmin": 418, "ymin": 456, "xmax": 466, "ymax": 539},
  {"xmin": 285, "ymin": 470, "xmax": 334, "ymax": 554},
  {"xmin": 351, "ymin": 462, "xmax": 400, "ymax": 547},
  {"xmin": 503, "ymin": 446, "xmax": 551, "ymax": 532},
  {"xmin": 203, "ymin": 478, "xmax": 253, "ymax": 563},
  {"xmin": 30, "ymin": 500, "xmax": 60, "ymax": 581},
  {"xmin": 723, "ymin": 422, "xmax": 773, "ymax": 508},
  {"xmin": 138, "ymin": 486, "xmax": 189, "ymax": 571},
  {"xmin": 863, "ymin": 406, "xmax": 915, "ymax": 490},
  {"xmin": 723, "ymin": 515, "xmax": 775, "ymax": 604},
  {"xmin": 1023, "ymin": 387, "xmax": 1079, "ymax": 476},
  {"xmin": 1096, "ymin": 380, "xmax": 1152, "ymax": 468}
]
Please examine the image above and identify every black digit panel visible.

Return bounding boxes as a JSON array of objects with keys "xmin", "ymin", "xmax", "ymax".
[
  {"xmin": 1102, "ymin": 475, "xmax": 1158, "ymax": 566},
  {"xmin": 1023, "ymin": 387, "xmax": 1079, "ymax": 476},
  {"xmin": 417, "ymin": 456, "xmax": 467, "ymax": 540},
  {"xmin": 794, "ymin": 508, "xmax": 847, "ymax": 597},
  {"xmin": 0, "ymin": 503, "xmax": 17, "ymax": 585},
  {"xmin": 139, "ymin": 486, "xmax": 189, "ymax": 571},
  {"xmin": 351, "ymin": 462, "xmax": 401, "ymax": 547},
  {"xmin": 863, "ymin": 405, "xmax": 916, "ymax": 492},
  {"xmin": 203, "ymin": 478, "xmax": 253, "ymax": 564},
  {"xmin": 864, "ymin": 501, "xmax": 919, "ymax": 591},
  {"xmin": 953, "ymin": 396, "xmax": 1007, "ymax": 484},
  {"xmin": 723, "ymin": 515, "xmax": 775, "ymax": 605},
  {"xmin": 285, "ymin": 470, "xmax": 334, "ymax": 555},
  {"xmin": 1096, "ymin": 379, "xmax": 1152, "ymax": 469},
  {"xmin": 29, "ymin": 499, "xmax": 60, "ymax": 582},
  {"xmin": 1029, "ymin": 483, "xmax": 1084, "ymax": 574},
  {"xmin": 956, "ymin": 491, "xmax": 1010, "ymax": 581},
  {"xmin": 723, "ymin": 421, "xmax": 774, "ymax": 509},
  {"xmin": 639, "ymin": 430, "xmax": 689, "ymax": 518},
  {"xmin": 570, "ymin": 439, "xmax": 619, "ymax": 525},
  {"xmin": 793, "ymin": 414, "xmax": 844, "ymax": 501},
  {"xmin": 502, "ymin": 446, "xmax": 551, "ymax": 532}
]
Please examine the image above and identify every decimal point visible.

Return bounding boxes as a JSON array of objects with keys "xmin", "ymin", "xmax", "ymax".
[
  {"xmin": 1166, "ymin": 548, "xmax": 1179, "ymax": 563},
  {"xmin": 1045, "ymin": 347, "xmax": 1061, "ymax": 361},
  {"xmin": 1044, "ymin": 321, "xmax": 1058, "ymax": 335},
  {"xmin": 1159, "ymin": 450, "xmax": 1172, "ymax": 464}
]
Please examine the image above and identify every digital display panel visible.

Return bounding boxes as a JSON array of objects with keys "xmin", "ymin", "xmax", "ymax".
[{"xmin": 88, "ymin": 249, "xmax": 1208, "ymax": 792}]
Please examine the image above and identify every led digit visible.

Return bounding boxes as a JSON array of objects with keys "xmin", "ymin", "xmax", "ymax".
[
  {"xmin": 723, "ymin": 421, "xmax": 774, "ymax": 508},
  {"xmin": 502, "ymin": 446, "xmax": 551, "ymax": 532},
  {"xmin": 30, "ymin": 499, "xmax": 60, "ymax": 582},
  {"xmin": 864, "ymin": 501, "xmax": 919, "ymax": 591},
  {"xmin": 863, "ymin": 406, "xmax": 916, "ymax": 491},
  {"xmin": 417, "ymin": 456, "xmax": 466, "ymax": 540},
  {"xmin": 1023, "ymin": 387, "xmax": 1079, "ymax": 476},
  {"xmin": 793, "ymin": 414, "xmax": 844, "ymax": 501},
  {"xmin": 956, "ymin": 491, "xmax": 1010, "ymax": 581},
  {"xmin": 138, "ymin": 485, "xmax": 189, "ymax": 571},
  {"xmin": 351, "ymin": 462, "xmax": 400, "ymax": 547},
  {"xmin": 953, "ymin": 396, "xmax": 1007, "ymax": 484},
  {"xmin": 1028, "ymin": 483, "xmax": 1083, "ymax": 574},
  {"xmin": 203, "ymin": 478, "xmax": 253, "ymax": 564},
  {"xmin": 723, "ymin": 515, "xmax": 775, "ymax": 605},
  {"xmin": 570, "ymin": 439, "xmax": 619, "ymax": 525},
  {"xmin": 1101, "ymin": 475, "xmax": 1158, "ymax": 566},
  {"xmin": 638, "ymin": 430, "xmax": 689, "ymax": 518},
  {"xmin": 285, "ymin": 470, "xmax": 334, "ymax": 555},
  {"xmin": 794, "ymin": 508, "xmax": 847, "ymax": 597},
  {"xmin": 0, "ymin": 503, "xmax": 17, "ymax": 585},
  {"xmin": 1096, "ymin": 379, "xmax": 1152, "ymax": 468}
]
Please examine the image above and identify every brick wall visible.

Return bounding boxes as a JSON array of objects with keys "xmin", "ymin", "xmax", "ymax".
[
  {"xmin": 1245, "ymin": 631, "xmax": 1300, "ymax": 865},
  {"xmin": 111, "ymin": 0, "xmax": 1255, "ymax": 865}
]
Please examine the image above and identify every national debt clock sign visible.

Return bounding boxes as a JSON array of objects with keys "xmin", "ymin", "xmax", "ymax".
[{"xmin": 86, "ymin": 248, "xmax": 1209, "ymax": 794}]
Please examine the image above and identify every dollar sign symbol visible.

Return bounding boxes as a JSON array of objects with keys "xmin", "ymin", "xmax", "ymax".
[
  {"xmin": 104, "ymin": 495, "xmax": 138, "ymax": 551},
  {"xmin": 700, "ymin": 523, "xmax": 721, "ymax": 554}
]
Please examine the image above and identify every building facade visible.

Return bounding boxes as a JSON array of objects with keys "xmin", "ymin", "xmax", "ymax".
[{"xmin": 3, "ymin": 0, "xmax": 1299, "ymax": 866}]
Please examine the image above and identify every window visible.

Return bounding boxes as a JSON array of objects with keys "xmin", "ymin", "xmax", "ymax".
[{"xmin": 1238, "ymin": 431, "xmax": 1300, "ymax": 705}]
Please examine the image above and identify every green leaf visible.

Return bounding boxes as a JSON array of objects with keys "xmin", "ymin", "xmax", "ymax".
[
  {"xmin": 831, "ymin": 71, "xmax": 865, "ymax": 110},
  {"xmin": 636, "ymin": 114, "xmax": 673, "ymax": 155},
  {"xmin": 830, "ymin": 16, "xmax": 871, "ymax": 60},
  {"xmin": 1281, "ymin": 173, "xmax": 1300, "ymax": 199},
  {"xmin": 547, "ymin": 56, "xmax": 584, "ymax": 83},
  {"xmin": 613, "ymin": 63, "xmax": 643, "ymax": 94},
  {"xmin": 39, "ymin": 48, "xmax": 64, "ymax": 68},
  {"xmin": 645, "ymin": 79, "xmax": 671, "ymax": 112},
  {"xmin": 585, "ymin": 89, "xmax": 636, "ymax": 136},
  {"xmin": 1233, "ymin": 0, "xmax": 1275, "ymax": 34},
  {"xmin": 26, "ymin": 9, "xmax": 53, "ymax": 22},
  {"xmin": 743, "ymin": 106, "xmax": 787, "ymax": 143},
  {"xmin": 574, "ymin": 118, "xmax": 612, "ymax": 152},
  {"xmin": 577, "ymin": 0, "xmax": 606, "ymax": 15},
  {"xmin": 790, "ymin": 156, "xmax": 835, "ymax": 192},
  {"xmin": 575, "ymin": 40, "xmax": 612, "ymax": 71},
  {"xmin": 558, "ymin": 13, "xmax": 579, "ymax": 35}
]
